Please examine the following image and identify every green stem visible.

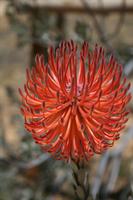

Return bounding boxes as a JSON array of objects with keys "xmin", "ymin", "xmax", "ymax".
[{"xmin": 71, "ymin": 159, "xmax": 93, "ymax": 200}]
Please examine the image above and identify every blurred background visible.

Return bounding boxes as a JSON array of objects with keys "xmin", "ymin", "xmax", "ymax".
[{"xmin": 0, "ymin": 0, "xmax": 133, "ymax": 199}]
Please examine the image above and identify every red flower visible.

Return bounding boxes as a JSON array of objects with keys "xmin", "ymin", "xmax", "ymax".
[{"xmin": 19, "ymin": 41, "xmax": 131, "ymax": 161}]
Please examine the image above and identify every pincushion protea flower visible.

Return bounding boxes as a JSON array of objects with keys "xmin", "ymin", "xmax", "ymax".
[{"xmin": 19, "ymin": 41, "xmax": 131, "ymax": 161}]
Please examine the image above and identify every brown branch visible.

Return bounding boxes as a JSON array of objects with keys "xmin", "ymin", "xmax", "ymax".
[
  {"xmin": 106, "ymin": 0, "xmax": 126, "ymax": 40},
  {"xmin": 81, "ymin": 0, "xmax": 126, "ymax": 65},
  {"xmin": 11, "ymin": 0, "xmax": 133, "ymax": 14},
  {"xmin": 81, "ymin": 0, "xmax": 113, "ymax": 49}
]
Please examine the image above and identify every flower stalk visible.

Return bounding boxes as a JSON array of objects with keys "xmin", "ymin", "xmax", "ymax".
[{"xmin": 71, "ymin": 159, "xmax": 93, "ymax": 200}]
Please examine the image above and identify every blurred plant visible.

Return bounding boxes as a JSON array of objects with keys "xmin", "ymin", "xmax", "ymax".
[{"xmin": 75, "ymin": 21, "xmax": 93, "ymax": 42}]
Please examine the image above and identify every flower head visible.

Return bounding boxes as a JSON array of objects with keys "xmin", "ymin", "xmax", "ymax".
[{"xmin": 19, "ymin": 41, "xmax": 131, "ymax": 161}]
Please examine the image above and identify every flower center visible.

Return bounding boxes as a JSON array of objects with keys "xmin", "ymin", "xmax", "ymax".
[{"xmin": 71, "ymin": 96, "xmax": 78, "ymax": 115}]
